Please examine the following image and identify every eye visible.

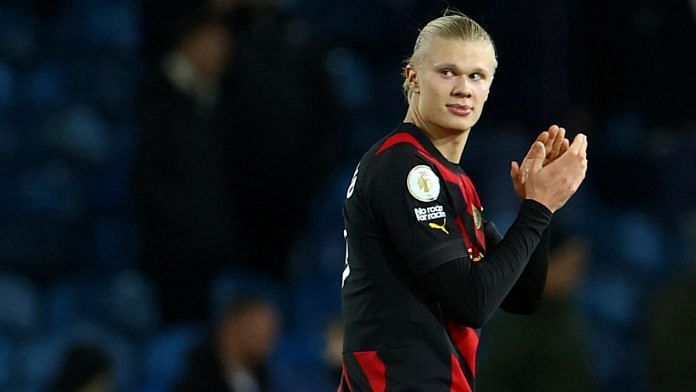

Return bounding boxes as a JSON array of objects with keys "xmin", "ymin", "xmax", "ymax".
[
  {"xmin": 440, "ymin": 68, "xmax": 455, "ymax": 78},
  {"xmin": 469, "ymin": 72, "xmax": 484, "ymax": 81}
]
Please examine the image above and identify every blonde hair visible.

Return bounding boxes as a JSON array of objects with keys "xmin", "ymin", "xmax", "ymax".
[{"xmin": 402, "ymin": 10, "xmax": 496, "ymax": 100}]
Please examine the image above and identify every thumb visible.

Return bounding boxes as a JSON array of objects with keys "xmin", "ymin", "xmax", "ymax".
[{"xmin": 528, "ymin": 142, "xmax": 546, "ymax": 173}]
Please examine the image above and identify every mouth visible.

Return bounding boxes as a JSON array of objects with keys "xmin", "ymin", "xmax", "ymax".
[{"xmin": 446, "ymin": 104, "xmax": 473, "ymax": 117}]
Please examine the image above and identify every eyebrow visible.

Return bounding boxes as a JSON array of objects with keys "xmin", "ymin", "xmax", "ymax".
[
  {"xmin": 433, "ymin": 63, "xmax": 459, "ymax": 69},
  {"xmin": 433, "ymin": 63, "xmax": 490, "ymax": 74}
]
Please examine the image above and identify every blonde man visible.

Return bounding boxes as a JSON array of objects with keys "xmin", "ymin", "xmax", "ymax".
[{"xmin": 340, "ymin": 10, "xmax": 587, "ymax": 391}]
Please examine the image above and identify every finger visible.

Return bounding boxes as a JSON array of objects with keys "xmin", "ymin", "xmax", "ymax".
[
  {"xmin": 568, "ymin": 133, "xmax": 586, "ymax": 155},
  {"xmin": 580, "ymin": 134, "xmax": 588, "ymax": 158},
  {"xmin": 551, "ymin": 127, "xmax": 565, "ymax": 158},
  {"xmin": 536, "ymin": 131, "xmax": 550, "ymax": 146},
  {"xmin": 547, "ymin": 124, "xmax": 559, "ymax": 140},
  {"xmin": 510, "ymin": 161, "xmax": 519, "ymax": 178},
  {"xmin": 519, "ymin": 136, "xmax": 541, "ymax": 173},
  {"xmin": 572, "ymin": 133, "xmax": 588, "ymax": 158},
  {"xmin": 544, "ymin": 126, "xmax": 558, "ymax": 154},
  {"xmin": 561, "ymin": 138, "xmax": 570, "ymax": 153},
  {"xmin": 528, "ymin": 142, "xmax": 546, "ymax": 173},
  {"xmin": 513, "ymin": 160, "xmax": 529, "ymax": 184}
]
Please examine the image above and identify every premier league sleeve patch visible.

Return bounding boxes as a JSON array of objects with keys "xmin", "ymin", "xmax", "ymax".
[{"xmin": 406, "ymin": 165, "xmax": 440, "ymax": 202}]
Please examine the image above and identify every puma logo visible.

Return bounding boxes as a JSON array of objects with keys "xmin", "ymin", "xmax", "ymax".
[{"xmin": 428, "ymin": 218, "xmax": 449, "ymax": 235}]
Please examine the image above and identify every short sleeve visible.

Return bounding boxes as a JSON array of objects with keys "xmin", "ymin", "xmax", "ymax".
[{"xmin": 366, "ymin": 148, "xmax": 469, "ymax": 276}]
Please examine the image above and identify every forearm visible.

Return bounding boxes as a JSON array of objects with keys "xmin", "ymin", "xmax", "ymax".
[
  {"xmin": 500, "ymin": 224, "xmax": 550, "ymax": 314},
  {"xmin": 421, "ymin": 200, "xmax": 552, "ymax": 327}
]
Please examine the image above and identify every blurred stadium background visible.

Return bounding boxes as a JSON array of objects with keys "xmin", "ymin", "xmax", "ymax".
[{"xmin": 0, "ymin": 0, "xmax": 694, "ymax": 391}]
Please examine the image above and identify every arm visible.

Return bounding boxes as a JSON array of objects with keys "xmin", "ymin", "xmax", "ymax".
[
  {"xmin": 422, "ymin": 133, "xmax": 588, "ymax": 328},
  {"xmin": 420, "ymin": 200, "xmax": 552, "ymax": 328},
  {"xmin": 500, "ymin": 225, "xmax": 549, "ymax": 314},
  {"xmin": 483, "ymin": 220, "xmax": 551, "ymax": 314}
]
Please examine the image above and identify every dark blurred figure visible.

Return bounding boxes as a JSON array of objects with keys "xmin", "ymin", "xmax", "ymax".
[
  {"xmin": 478, "ymin": 230, "xmax": 596, "ymax": 392},
  {"xmin": 136, "ymin": 0, "xmax": 339, "ymax": 307},
  {"xmin": 323, "ymin": 318, "xmax": 344, "ymax": 384},
  {"xmin": 176, "ymin": 296, "xmax": 280, "ymax": 392},
  {"xmin": 214, "ymin": 0, "xmax": 340, "ymax": 277},
  {"xmin": 133, "ymin": 12, "xmax": 235, "ymax": 321},
  {"xmin": 649, "ymin": 217, "xmax": 696, "ymax": 392},
  {"xmin": 51, "ymin": 344, "xmax": 114, "ymax": 392}
]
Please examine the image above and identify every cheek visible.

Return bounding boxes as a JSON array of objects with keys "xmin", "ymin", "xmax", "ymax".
[
  {"xmin": 420, "ymin": 82, "xmax": 449, "ymax": 109},
  {"xmin": 481, "ymin": 84, "xmax": 492, "ymax": 101}
]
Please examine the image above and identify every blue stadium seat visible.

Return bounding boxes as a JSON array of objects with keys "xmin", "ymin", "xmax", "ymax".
[
  {"xmin": 324, "ymin": 47, "xmax": 372, "ymax": 111},
  {"xmin": 47, "ymin": 270, "xmax": 160, "ymax": 338},
  {"xmin": 91, "ymin": 57, "xmax": 138, "ymax": 113},
  {"xmin": 64, "ymin": 320, "xmax": 140, "ymax": 390},
  {"xmin": 80, "ymin": 0, "xmax": 140, "ymax": 51},
  {"xmin": 210, "ymin": 269, "xmax": 286, "ymax": 320},
  {"xmin": 270, "ymin": 329, "xmax": 340, "ymax": 392},
  {"xmin": 14, "ymin": 331, "xmax": 67, "ymax": 391},
  {"xmin": 0, "ymin": 5, "xmax": 39, "ymax": 63},
  {"xmin": 45, "ymin": 105, "xmax": 109, "ymax": 164},
  {"xmin": 287, "ymin": 164, "xmax": 353, "ymax": 280},
  {"xmin": 104, "ymin": 269, "xmax": 160, "ymax": 336},
  {"xmin": 616, "ymin": 212, "xmax": 664, "ymax": 274},
  {"xmin": 0, "ymin": 272, "xmax": 39, "ymax": 337},
  {"xmin": 0, "ymin": 335, "xmax": 14, "ymax": 390},
  {"xmin": 26, "ymin": 61, "xmax": 68, "ymax": 109},
  {"xmin": 14, "ymin": 161, "xmax": 83, "ymax": 220},
  {"xmin": 16, "ymin": 321, "xmax": 140, "ymax": 391},
  {"xmin": 0, "ymin": 61, "xmax": 14, "ymax": 109},
  {"xmin": 49, "ymin": 0, "xmax": 139, "ymax": 56},
  {"xmin": 143, "ymin": 323, "xmax": 204, "ymax": 390},
  {"xmin": 291, "ymin": 276, "xmax": 341, "ymax": 332},
  {"xmin": 92, "ymin": 216, "xmax": 139, "ymax": 271}
]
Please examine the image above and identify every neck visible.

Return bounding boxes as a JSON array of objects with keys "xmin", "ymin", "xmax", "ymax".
[{"xmin": 404, "ymin": 107, "xmax": 470, "ymax": 164}]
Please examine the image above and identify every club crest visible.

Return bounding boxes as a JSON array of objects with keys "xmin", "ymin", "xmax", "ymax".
[{"xmin": 472, "ymin": 204, "xmax": 483, "ymax": 230}]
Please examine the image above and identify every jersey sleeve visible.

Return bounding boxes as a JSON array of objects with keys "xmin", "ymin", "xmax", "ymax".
[
  {"xmin": 485, "ymin": 217, "xmax": 551, "ymax": 314},
  {"xmin": 365, "ymin": 147, "xmax": 468, "ymax": 277},
  {"xmin": 419, "ymin": 200, "xmax": 553, "ymax": 328}
]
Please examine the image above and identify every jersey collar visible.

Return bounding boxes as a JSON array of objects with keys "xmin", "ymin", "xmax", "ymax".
[{"xmin": 398, "ymin": 122, "xmax": 464, "ymax": 171}]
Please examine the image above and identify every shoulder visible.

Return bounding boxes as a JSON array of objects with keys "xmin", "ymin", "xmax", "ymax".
[
  {"xmin": 355, "ymin": 143, "xmax": 439, "ymax": 205},
  {"xmin": 362, "ymin": 133, "xmax": 433, "ymax": 180}
]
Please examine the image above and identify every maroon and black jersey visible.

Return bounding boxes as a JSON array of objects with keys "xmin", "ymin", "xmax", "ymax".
[{"xmin": 340, "ymin": 123, "xmax": 552, "ymax": 391}]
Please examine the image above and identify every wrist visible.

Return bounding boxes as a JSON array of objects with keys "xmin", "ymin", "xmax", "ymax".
[{"xmin": 523, "ymin": 198, "xmax": 554, "ymax": 215}]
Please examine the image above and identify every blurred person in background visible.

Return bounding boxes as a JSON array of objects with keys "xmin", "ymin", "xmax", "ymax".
[
  {"xmin": 176, "ymin": 296, "xmax": 280, "ymax": 392},
  {"xmin": 133, "ymin": 11, "xmax": 235, "ymax": 322},
  {"xmin": 339, "ymin": 11, "xmax": 587, "ymax": 391},
  {"xmin": 478, "ymin": 229, "xmax": 596, "ymax": 392},
  {"xmin": 136, "ymin": 0, "xmax": 340, "ymax": 316},
  {"xmin": 323, "ymin": 317, "xmax": 344, "ymax": 384},
  {"xmin": 51, "ymin": 344, "xmax": 114, "ymax": 392},
  {"xmin": 211, "ymin": 0, "xmax": 341, "ymax": 278},
  {"xmin": 649, "ymin": 216, "xmax": 696, "ymax": 392}
]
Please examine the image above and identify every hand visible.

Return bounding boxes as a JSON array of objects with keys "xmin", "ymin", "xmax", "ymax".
[
  {"xmin": 524, "ymin": 133, "xmax": 588, "ymax": 213},
  {"xmin": 511, "ymin": 125, "xmax": 570, "ymax": 199}
]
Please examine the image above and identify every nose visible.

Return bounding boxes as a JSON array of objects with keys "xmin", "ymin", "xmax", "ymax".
[{"xmin": 452, "ymin": 76, "xmax": 473, "ymax": 98}]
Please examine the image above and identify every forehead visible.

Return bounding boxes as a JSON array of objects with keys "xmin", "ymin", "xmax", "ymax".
[{"xmin": 419, "ymin": 36, "xmax": 497, "ymax": 71}]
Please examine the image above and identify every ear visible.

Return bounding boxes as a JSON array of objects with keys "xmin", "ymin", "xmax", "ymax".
[{"xmin": 404, "ymin": 64, "xmax": 419, "ymax": 92}]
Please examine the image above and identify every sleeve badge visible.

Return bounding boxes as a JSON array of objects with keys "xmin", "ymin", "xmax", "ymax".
[{"xmin": 406, "ymin": 165, "xmax": 440, "ymax": 202}]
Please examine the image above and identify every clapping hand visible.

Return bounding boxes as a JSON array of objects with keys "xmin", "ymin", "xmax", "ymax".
[
  {"xmin": 522, "ymin": 132, "xmax": 588, "ymax": 213},
  {"xmin": 510, "ymin": 125, "xmax": 570, "ymax": 200}
]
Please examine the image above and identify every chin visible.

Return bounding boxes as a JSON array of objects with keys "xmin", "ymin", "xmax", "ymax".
[{"xmin": 441, "ymin": 118, "xmax": 476, "ymax": 133}]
